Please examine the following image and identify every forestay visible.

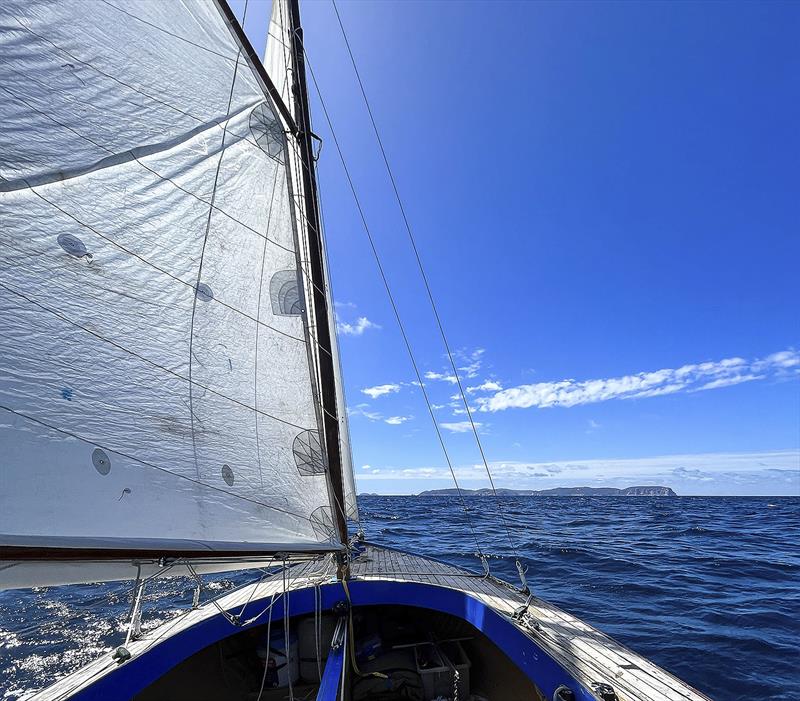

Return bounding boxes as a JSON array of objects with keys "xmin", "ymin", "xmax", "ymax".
[{"xmin": 0, "ymin": 0, "xmax": 355, "ymax": 586}]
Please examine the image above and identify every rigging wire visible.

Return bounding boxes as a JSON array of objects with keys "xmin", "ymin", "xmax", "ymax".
[
  {"xmin": 330, "ymin": 0, "xmax": 524, "ymax": 567},
  {"xmin": 295, "ymin": 36, "xmax": 486, "ymax": 564}
]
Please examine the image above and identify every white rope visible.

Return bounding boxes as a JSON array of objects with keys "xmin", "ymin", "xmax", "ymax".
[{"xmin": 254, "ymin": 589, "xmax": 277, "ymax": 701}]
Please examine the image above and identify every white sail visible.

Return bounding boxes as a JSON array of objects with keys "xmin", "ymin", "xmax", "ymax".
[
  {"xmin": 265, "ymin": 0, "xmax": 360, "ymax": 524},
  {"xmin": 0, "ymin": 0, "xmax": 345, "ymax": 585}
]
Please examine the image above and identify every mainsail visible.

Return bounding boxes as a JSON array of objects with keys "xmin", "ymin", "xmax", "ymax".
[{"xmin": 0, "ymin": 0, "xmax": 356, "ymax": 587}]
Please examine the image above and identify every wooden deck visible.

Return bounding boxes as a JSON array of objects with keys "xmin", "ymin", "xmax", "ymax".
[{"xmin": 30, "ymin": 544, "xmax": 711, "ymax": 701}]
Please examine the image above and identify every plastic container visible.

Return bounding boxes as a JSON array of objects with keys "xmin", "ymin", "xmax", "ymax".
[
  {"xmin": 256, "ymin": 630, "xmax": 299, "ymax": 689},
  {"xmin": 440, "ymin": 641, "xmax": 471, "ymax": 699},
  {"xmin": 414, "ymin": 643, "xmax": 450, "ymax": 700}
]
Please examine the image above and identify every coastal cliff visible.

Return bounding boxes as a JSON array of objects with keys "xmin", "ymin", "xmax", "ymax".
[{"xmin": 417, "ymin": 485, "xmax": 677, "ymax": 497}]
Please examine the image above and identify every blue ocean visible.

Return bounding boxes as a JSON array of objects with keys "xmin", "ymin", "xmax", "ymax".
[{"xmin": 1, "ymin": 496, "xmax": 798, "ymax": 700}]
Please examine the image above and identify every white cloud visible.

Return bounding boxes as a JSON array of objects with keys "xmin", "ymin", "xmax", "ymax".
[
  {"xmin": 348, "ymin": 403, "xmax": 383, "ymax": 421},
  {"xmin": 477, "ymin": 349, "xmax": 800, "ymax": 412},
  {"xmin": 424, "ymin": 349, "xmax": 486, "ymax": 385},
  {"xmin": 385, "ymin": 416, "xmax": 411, "ymax": 425},
  {"xmin": 360, "ymin": 464, "xmax": 371, "ymax": 470},
  {"xmin": 337, "ymin": 316, "xmax": 380, "ymax": 336},
  {"xmin": 440, "ymin": 420, "xmax": 482, "ymax": 433},
  {"xmin": 361, "ymin": 383, "xmax": 401, "ymax": 399},
  {"xmin": 467, "ymin": 380, "xmax": 503, "ymax": 393},
  {"xmin": 456, "ymin": 348, "xmax": 485, "ymax": 378},
  {"xmin": 425, "ymin": 371, "xmax": 458, "ymax": 384}
]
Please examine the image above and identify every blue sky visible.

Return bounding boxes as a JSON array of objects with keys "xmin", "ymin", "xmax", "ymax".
[{"xmin": 236, "ymin": 0, "xmax": 799, "ymax": 496}]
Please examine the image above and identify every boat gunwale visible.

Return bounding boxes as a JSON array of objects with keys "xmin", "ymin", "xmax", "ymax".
[{"xmin": 23, "ymin": 544, "xmax": 712, "ymax": 701}]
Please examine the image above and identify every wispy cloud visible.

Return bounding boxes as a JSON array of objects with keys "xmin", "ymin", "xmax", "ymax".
[
  {"xmin": 456, "ymin": 348, "xmax": 485, "ymax": 379},
  {"xmin": 424, "ymin": 371, "xmax": 458, "ymax": 384},
  {"xmin": 385, "ymin": 416, "xmax": 412, "ymax": 425},
  {"xmin": 440, "ymin": 420, "xmax": 482, "ymax": 433},
  {"xmin": 424, "ymin": 348, "xmax": 486, "ymax": 385},
  {"xmin": 337, "ymin": 316, "xmax": 380, "ymax": 336},
  {"xmin": 477, "ymin": 349, "xmax": 799, "ymax": 412},
  {"xmin": 348, "ymin": 403, "xmax": 383, "ymax": 421},
  {"xmin": 467, "ymin": 380, "xmax": 502, "ymax": 393},
  {"xmin": 361, "ymin": 383, "xmax": 401, "ymax": 399}
]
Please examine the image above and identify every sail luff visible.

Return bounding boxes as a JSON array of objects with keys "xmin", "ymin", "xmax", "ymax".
[
  {"xmin": 213, "ymin": 0, "xmax": 297, "ymax": 135},
  {"xmin": 284, "ymin": 0, "xmax": 349, "ymax": 544}
]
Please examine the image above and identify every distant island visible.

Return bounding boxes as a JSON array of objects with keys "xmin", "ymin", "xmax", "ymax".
[{"xmin": 416, "ymin": 485, "xmax": 677, "ymax": 497}]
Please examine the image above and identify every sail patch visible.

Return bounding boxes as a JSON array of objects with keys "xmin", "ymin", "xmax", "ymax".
[
  {"xmin": 293, "ymin": 430, "xmax": 327, "ymax": 476},
  {"xmin": 270, "ymin": 270, "xmax": 303, "ymax": 316},
  {"xmin": 310, "ymin": 505, "xmax": 335, "ymax": 540},
  {"xmin": 195, "ymin": 282, "xmax": 214, "ymax": 302},
  {"xmin": 57, "ymin": 233, "xmax": 90, "ymax": 259},
  {"xmin": 91, "ymin": 448, "xmax": 111, "ymax": 475},
  {"xmin": 250, "ymin": 103, "xmax": 285, "ymax": 163},
  {"xmin": 221, "ymin": 464, "xmax": 235, "ymax": 486}
]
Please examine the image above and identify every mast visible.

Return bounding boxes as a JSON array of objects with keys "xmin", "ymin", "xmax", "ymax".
[{"xmin": 287, "ymin": 0, "xmax": 349, "ymax": 545}]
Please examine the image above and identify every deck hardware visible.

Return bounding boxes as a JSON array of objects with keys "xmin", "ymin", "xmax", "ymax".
[
  {"xmin": 511, "ymin": 600, "xmax": 541, "ymax": 631},
  {"xmin": 191, "ymin": 581, "xmax": 201, "ymax": 609},
  {"xmin": 515, "ymin": 559, "xmax": 531, "ymax": 594},
  {"xmin": 112, "ymin": 646, "xmax": 131, "ymax": 664},
  {"xmin": 553, "ymin": 685, "xmax": 575, "ymax": 701},
  {"xmin": 479, "ymin": 554, "xmax": 490, "ymax": 576},
  {"xmin": 590, "ymin": 682, "xmax": 618, "ymax": 701},
  {"xmin": 124, "ymin": 568, "xmax": 145, "ymax": 645}
]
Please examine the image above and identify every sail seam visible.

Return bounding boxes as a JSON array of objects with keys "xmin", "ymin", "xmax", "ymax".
[
  {"xmin": 22, "ymin": 186, "xmax": 308, "ymax": 345},
  {"xmin": 0, "ymin": 404, "xmax": 319, "ymax": 525},
  {"xmin": 0, "ymin": 280, "xmax": 314, "ymax": 433},
  {"xmin": 97, "ymin": 0, "xmax": 240, "ymax": 63},
  {"xmin": 254, "ymin": 167, "xmax": 284, "ymax": 487},
  {"xmin": 1, "ymin": 81, "xmax": 338, "ymax": 359},
  {"xmin": 0, "ymin": 83, "xmax": 303, "ymax": 265}
]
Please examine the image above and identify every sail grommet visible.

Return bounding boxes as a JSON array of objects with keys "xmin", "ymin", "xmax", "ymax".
[
  {"xmin": 250, "ymin": 102, "xmax": 285, "ymax": 163},
  {"xmin": 92, "ymin": 448, "xmax": 111, "ymax": 475},
  {"xmin": 195, "ymin": 282, "xmax": 214, "ymax": 302},
  {"xmin": 57, "ymin": 233, "xmax": 91, "ymax": 261},
  {"xmin": 221, "ymin": 464, "xmax": 235, "ymax": 486},
  {"xmin": 293, "ymin": 430, "xmax": 327, "ymax": 476}
]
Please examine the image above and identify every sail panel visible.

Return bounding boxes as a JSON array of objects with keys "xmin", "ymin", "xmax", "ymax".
[
  {"xmin": 0, "ymin": 0, "xmax": 341, "ymax": 573},
  {"xmin": 265, "ymin": 0, "xmax": 360, "ymax": 525}
]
